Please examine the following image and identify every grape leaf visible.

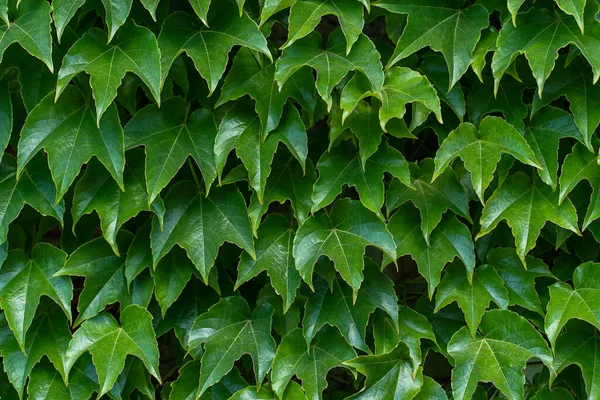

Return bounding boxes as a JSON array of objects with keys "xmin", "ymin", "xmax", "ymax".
[
  {"xmin": 150, "ymin": 181, "xmax": 255, "ymax": 282},
  {"xmin": 293, "ymin": 198, "xmax": 397, "ymax": 298},
  {"xmin": 56, "ymin": 21, "xmax": 161, "ymax": 123},
  {"xmin": 448, "ymin": 310, "xmax": 553, "ymax": 400},
  {"xmin": 158, "ymin": 3, "xmax": 271, "ymax": 96},
  {"xmin": 187, "ymin": 297, "xmax": 275, "ymax": 396},
  {"xmin": 17, "ymin": 86, "xmax": 125, "ymax": 204},
  {"xmin": 477, "ymin": 172, "xmax": 580, "ymax": 265},
  {"xmin": 271, "ymin": 327, "xmax": 356, "ymax": 400},
  {"xmin": 374, "ymin": 0, "xmax": 489, "ymax": 89},
  {"xmin": 433, "ymin": 116, "xmax": 541, "ymax": 203},
  {"xmin": 64, "ymin": 305, "xmax": 160, "ymax": 398}
]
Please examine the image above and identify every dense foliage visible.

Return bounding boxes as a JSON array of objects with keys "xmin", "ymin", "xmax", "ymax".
[{"xmin": 2, "ymin": 0, "xmax": 600, "ymax": 398}]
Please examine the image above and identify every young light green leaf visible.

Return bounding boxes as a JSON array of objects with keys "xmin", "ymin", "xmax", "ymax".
[
  {"xmin": 187, "ymin": 297, "xmax": 275, "ymax": 396},
  {"xmin": 303, "ymin": 261, "xmax": 399, "ymax": 353},
  {"xmin": 283, "ymin": 0, "xmax": 364, "ymax": 54},
  {"xmin": 477, "ymin": 172, "xmax": 580, "ymax": 265},
  {"xmin": 271, "ymin": 327, "xmax": 356, "ymax": 400},
  {"xmin": 158, "ymin": 3, "xmax": 271, "ymax": 95},
  {"xmin": 64, "ymin": 305, "xmax": 160, "ymax": 398},
  {"xmin": 433, "ymin": 116, "xmax": 541, "ymax": 203},
  {"xmin": 436, "ymin": 263, "xmax": 509, "ymax": 337},
  {"xmin": 17, "ymin": 87, "xmax": 125, "ymax": 203},
  {"xmin": 150, "ymin": 181, "xmax": 255, "ymax": 282},
  {"xmin": 374, "ymin": 0, "xmax": 489, "ymax": 89},
  {"xmin": 386, "ymin": 159, "xmax": 470, "ymax": 244},
  {"xmin": 312, "ymin": 141, "xmax": 412, "ymax": 218},
  {"xmin": 56, "ymin": 21, "xmax": 161, "ymax": 123},
  {"xmin": 293, "ymin": 198, "xmax": 397, "ymax": 298},
  {"xmin": 0, "ymin": 244, "xmax": 71, "ymax": 351},
  {"xmin": 448, "ymin": 310, "xmax": 553, "ymax": 400},
  {"xmin": 124, "ymin": 97, "xmax": 217, "ymax": 203},
  {"xmin": 275, "ymin": 29, "xmax": 383, "ymax": 110}
]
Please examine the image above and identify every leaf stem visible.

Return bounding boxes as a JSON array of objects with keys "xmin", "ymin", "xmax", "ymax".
[{"xmin": 188, "ymin": 158, "xmax": 201, "ymax": 189}]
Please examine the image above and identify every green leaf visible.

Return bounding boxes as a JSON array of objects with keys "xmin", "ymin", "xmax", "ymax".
[
  {"xmin": 477, "ymin": 172, "xmax": 580, "ymax": 265},
  {"xmin": 448, "ymin": 310, "xmax": 553, "ymax": 400},
  {"xmin": 56, "ymin": 21, "xmax": 161, "ymax": 123},
  {"xmin": 387, "ymin": 206, "xmax": 475, "ymax": 298},
  {"xmin": 158, "ymin": 3, "xmax": 271, "ymax": 96},
  {"xmin": 436, "ymin": 262, "xmax": 509, "ymax": 337},
  {"xmin": 374, "ymin": 0, "xmax": 489, "ymax": 89},
  {"xmin": 153, "ymin": 247, "xmax": 195, "ymax": 316},
  {"xmin": 187, "ymin": 297, "xmax": 275, "ymax": 396},
  {"xmin": 344, "ymin": 343, "xmax": 423, "ymax": 400},
  {"xmin": 0, "ymin": 154, "xmax": 65, "ymax": 244},
  {"xmin": 236, "ymin": 214, "xmax": 300, "ymax": 313},
  {"xmin": 493, "ymin": 2, "xmax": 600, "ymax": 96},
  {"xmin": 271, "ymin": 327, "xmax": 356, "ymax": 400},
  {"xmin": 433, "ymin": 116, "xmax": 541, "ymax": 203},
  {"xmin": 303, "ymin": 260, "xmax": 399, "ymax": 352},
  {"xmin": 28, "ymin": 360, "xmax": 97, "ymax": 400},
  {"xmin": 312, "ymin": 141, "xmax": 412, "ymax": 218},
  {"xmin": 169, "ymin": 361, "xmax": 246, "ymax": 400},
  {"xmin": 259, "ymin": 0, "xmax": 296, "ymax": 25},
  {"xmin": 18, "ymin": 86, "xmax": 125, "ymax": 203},
  {"xmin": 214, "ymin": 99, "xmax": 307, "ymax": 202},
  {"xmin": 486, "ymin": 247, "xmax": 555, "ymax": 315},
  {"xmin": 293, "ymin": 198, "xmax": 397, "ymax": 298},
  {"xmin": 56, "ymin": 234, "xmax": 131, "ymax": 325},
  {"xmin": 64, "ymin": 305, "xmax": 160, "ymax": 398},
  {"xmin": 471, "ymin": 27, "xmax": 498, "ymax": 82},
  {"xmin": 275, "ymin": 29, "xmax": 384, "ymax": 110},
  {"xmin": 545, "ymin": 261, "xmax": 600, "ymax": 347},
  {"xmin": 101, "ymin": 0, "xmax": 133, "ymax": 42},
  {"xmin": 0, "ymin": 77, "xmax": 10, "ymax": 162},
  {"xmin": 415, "ymin": 376, "xmax": 448, "ymax": 400},
  {"xmin": 0, "ymin": 0, "xmax": 53, "ymax": 72},
  {"xmin": 217, "ymin": 48, "xmax": 316, "ymax": 135},
  {"xmin": 386, "ymin": 159, "xmax": 470, "ymax": 244},
  {"xmin": 124, "ymin": 96, "xmax": 218, "ymax": 204},
  {"xmin": 283, "ymin": 0, "xmax": 364, "ymax": 54},
  {"xmin": 0, "ymin": 244, "xmax": 71, "ymax": 351},
  {"xmin": 150, "ymin": 181, "xmax": 255, "ymax": 282}
]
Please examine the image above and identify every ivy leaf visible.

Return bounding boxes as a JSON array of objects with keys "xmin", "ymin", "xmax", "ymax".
[
  {"xmin": 293, "ymin": 198, "xmax": 397, "ymax": 298},
  {"xmin": 486, "ymin": 248, "xmax": 555, "ymax": 315},
  {"xmin": 236, "ymin": 214, "xmax": 300, "ymax": 313},
  {"xmin": 312, "ymin": 141, "xmax": 412, "ymax": 218},
  {"xmin": 545, "ymin": 261, "xmax": 600, "ymax": 347},
  {"xmin": 374, "ymin": 0, "xmax": 489, "ymax": 89},
  {"xmin": 344, "ymin": 343, "xmax": 423, "ymax": 400},
  {"xmin": 153, "ymin": 247, "xmax": 195, "ymax": 316},
  {"xmin": 433, "ymin": 116, "xmax": 541, "ymax": 203},
  {"xmin": 64, "ymin": 305, "xmax": 160, "ymax": 398},
  {"xmin": 471, "ymin": 27, "xmax": 498, "ymax": 82},
  {"xmin": 415, "ymin": 376, "xmax": 448, "ymax": 400},
  {"xmin": 187, "ymin": 297, "xmax": 275, "ymax": 396},
  {"xmin": 158, "ymin": 3, "xmax": 271, "ymax": 96},
  {"xmin": 168, "ymin": 361, "xmax": 246, "ymax": 400},
  {"xmin": 0, "ymin": 77, "xmax": 10, "ymax": 162},
  {"xmin": 248, "ymin": 153, "xmax": 316, "ymax": 235},
  {"xmin": 124, "ymin": 97, "xmax": 217, "ymax": 204},
  {"xmin": 303, "ymin": 261, "xmax": 399, "ymax": 353},
  {"xmin": 436, "ymin": 262, "xmax": 509, "ymax": 337},
  {"xmin": 448, "ymin": 310, "xmax": 553, "ymax": 400},
  {"xmin": 508, "ymin": 0, "xmax": 586, "ymax": 34},
  {"xmin": 150, "ymin": 181, "xmax": 255, "ymax": 282},
  {"xmin": 477, "ymin": 172, "xmax": 580, "ymax": 265},
  {"xmin": 559, "ymin": 143, "xmax": 600, "ymax": 230},
  {"xmin": 340, "ymin": 66, "xmax": 442, "ymax": 131},
  {"xmin": 275, "ymin": 29, "xmax": 384, "ymax": 110},
  {"xmin": 259, "ymin": 0, "xmax": 296, "ymax": 25},
  {"xmin": 28, "ymin": 360, "xmax": 97, "ymax": 400},
  {"xmin": 0, "ymin": 244, "xmax": 71, "ymax": 351},
  {"xmin": 72, "ymin": 149, "xmax": 162, "ymax": 255},
  {"xmin": 271, "ymin": 327, "xmax": 356, "ymax": 400},
  {"xmin": 0, "ymin": 0, "xmax": 53, "ymax": 72},
  {"xmin": 56, "ymin": 21, "xmax": 161, "ymax": 123},
  {"xmin": 217, "ymin": 48, "xmax": 316, "ymax": 135},
  {"xmin": 386, "ymin": 159, "xmax": 470, "ymax": 244},
  {"xmin": 17, "ymin": 87, "xmax": 125, "ymax": 204},
  {"xmin": 214, "ymin": 99, "xmax": 307, "ymax": 202},
  {"xmin": 283, "ymin": 0, "xmax": 364, "ymax": 54},
  {"xmin": 493, "ymin": 2, "xmax": 600, "ymax": 96},
  {"xmin": 0, "ymin": 154, "xmax": 64, "ymax": 245},
  {"xmin": 524, "ymin": 106, "xmax": 583, "ymax": 190},
  {"xmin": 56, "ymin": 234, "xmax": 131, "ymax": 325}
]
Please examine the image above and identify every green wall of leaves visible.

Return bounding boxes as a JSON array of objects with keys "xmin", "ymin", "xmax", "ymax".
[{"xmin": 0, "ymin": 0, "xmax": 599, "ymax": 398}]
